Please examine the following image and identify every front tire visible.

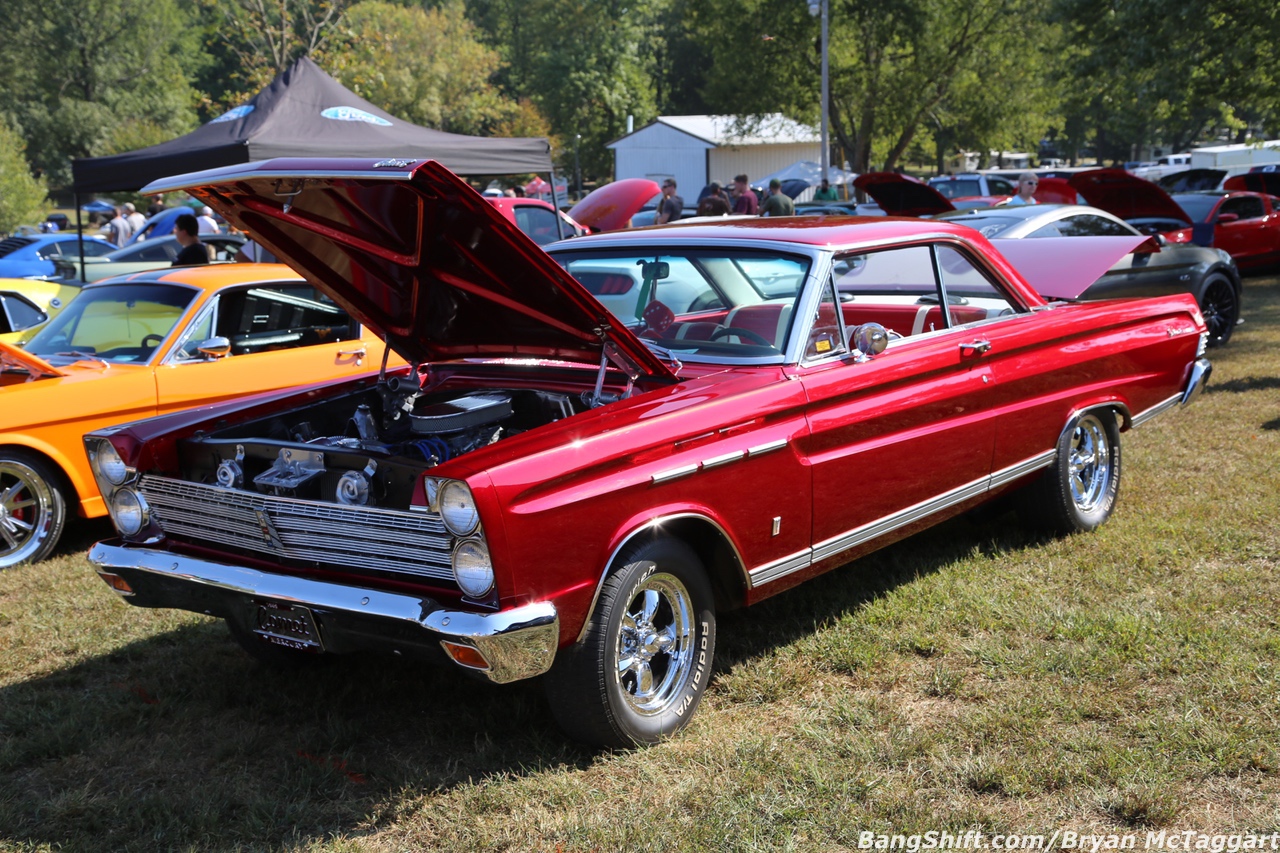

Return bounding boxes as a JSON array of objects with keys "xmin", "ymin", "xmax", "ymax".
[
  {"xmin": 1199, "ymin": 272, "xmax": 1238, "ymax": 348},
  {"xmin": 544, "ymin": 538, "xmax": 716, "ymax": 748},
  {"xmin": 0, "ymin": 451, "xmax": 68, "ymax": 568},
  {"xmin": 1019, "ymin": 411, "xmax": 1121, "ymax": 535}
]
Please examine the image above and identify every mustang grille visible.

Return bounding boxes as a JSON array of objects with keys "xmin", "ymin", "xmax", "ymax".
[{"xmin": 138, "ymin": 476, "xmax": 455, "ymax": 583}]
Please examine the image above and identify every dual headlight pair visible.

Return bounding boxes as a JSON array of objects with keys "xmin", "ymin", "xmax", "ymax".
[
  {"xmin": 424, "ymin": 477, "xmax": 494, "ymax": 600},
  {"xmin": 89, "ymin": 439, "xmax": 151, "ymax": 538}
]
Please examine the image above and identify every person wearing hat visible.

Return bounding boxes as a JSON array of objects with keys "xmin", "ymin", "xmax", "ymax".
[
  {"xmin": 759, "ymin": 178, "xmax": 795, "ymax": 217},
  {"xmin": 655, "ymin": 178, "xmax": 684, "ymax": 224}
]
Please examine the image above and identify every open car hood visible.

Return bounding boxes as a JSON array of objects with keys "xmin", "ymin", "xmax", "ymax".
[
  {"xmin": 992, "ymin": 235, "xmax": 1153, "ymax": 300},
  {"xmin": 142, "ymin": 159, "xmax": 672, "ymax": 381},
  {"xmin": 0, "ymin": 341, "xmax": 66, "ymax": 380},
  {"xmin": 853, "ymin": 173, "xmax": 955, "ymax": 217},
  {"xmin": 567, "ymin": 179, "xmax": 661, "ymax": 232},
  {"xmin": 1069, "ymin": 169, "xmax": 1191, "ymax": 224}
]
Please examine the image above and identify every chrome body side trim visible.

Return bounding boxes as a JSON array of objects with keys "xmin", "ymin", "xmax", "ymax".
[
  {"xmin": 746, "ymin": 450, "xmax": 1057, "ymax": 588},
  {"xmin": 1130, "ymin": 393, "xmax": 1181, "ymax": 429},
  {"xmin": 88, "ymin": 541, "xmax": 558, "ymax": 684}
]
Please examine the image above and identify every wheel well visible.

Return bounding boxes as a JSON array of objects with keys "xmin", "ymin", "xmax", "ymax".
[
  {"xmin": 612, "ymin": 517, "xmax": 748, "ymax": 613},
  {"xmin": 0, "ymin": 444, "xmax": 77, "ymax": 510}
]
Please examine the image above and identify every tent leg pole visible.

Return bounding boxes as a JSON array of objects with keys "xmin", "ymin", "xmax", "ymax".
[
  {"xmin": 75, "ymin": 191, "xmax": 86, "ymax": 281},
  {"xmin": 549, "ymin": 167, "xmax": 565, "ymax": 240}
]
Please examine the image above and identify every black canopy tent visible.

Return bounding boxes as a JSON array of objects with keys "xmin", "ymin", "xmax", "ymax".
[{"xmin": 70, "ymin": 57, "xmax": 562, "ymax": 273}]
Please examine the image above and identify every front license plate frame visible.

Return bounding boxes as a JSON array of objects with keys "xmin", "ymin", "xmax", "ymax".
[{"xmin": 253, "ymin": 601, "xmax": 324, "ymax": 652}]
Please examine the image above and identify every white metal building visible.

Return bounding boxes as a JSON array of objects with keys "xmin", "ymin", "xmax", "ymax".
[{"xmin": 607, "ymin": 115, "xmax": 821, "ymax": 193}]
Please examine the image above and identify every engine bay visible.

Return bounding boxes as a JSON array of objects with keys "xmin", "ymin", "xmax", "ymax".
[{"xmin": 177, "ymin": 374, "xmax": 589, "ymax": 511}]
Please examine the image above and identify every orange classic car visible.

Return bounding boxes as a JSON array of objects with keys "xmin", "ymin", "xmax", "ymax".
[{"xmin": 0, "ymin": 263, "xmax": 393, "ymax": 567}]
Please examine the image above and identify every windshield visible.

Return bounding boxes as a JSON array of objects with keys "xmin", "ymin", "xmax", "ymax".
[
  {"xmin": 1170, "ymin": 194, "xmax": 1220, "ymax": 223},
  {"xmin": 941, "ymin": 214, "xmax": 1024, "ymax": 238},
  {"xmin": 552, "ymin": 248, "xmax": 813, "ymax": 362},
  {"xmin": 930, "ymin": 179, "xmax": 984, "ymax": 199},
  {"xmin": 25, "ymin": 282, "xmax": 198, "ymax": 364}
]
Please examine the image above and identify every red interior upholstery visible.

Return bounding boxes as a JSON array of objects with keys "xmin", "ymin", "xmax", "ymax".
[{"xmin": 724, "ymin": 303, "xmax": 794, "ymax": 347}]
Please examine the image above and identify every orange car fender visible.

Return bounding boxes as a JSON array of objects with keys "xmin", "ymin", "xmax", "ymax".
[{"xmin": 0, "ymin": 430, "xmax": 105, "ymax": 518}]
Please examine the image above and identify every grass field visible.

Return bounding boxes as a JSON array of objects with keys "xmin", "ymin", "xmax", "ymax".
[{"xmin": 3, "ymin": 277, "xmax": 1279, "ymax": 852}]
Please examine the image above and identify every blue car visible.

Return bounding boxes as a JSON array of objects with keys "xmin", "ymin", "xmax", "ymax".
[
  {"xmin": 125, "ymin": 207, "xmax": 199, "ymax": 245},
  {"xmin": 0, "ymin": 233, "xmax": 115, "ymax": 279}
]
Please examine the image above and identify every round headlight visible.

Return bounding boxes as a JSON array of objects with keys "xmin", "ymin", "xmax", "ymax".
[
  {"xmin": 453, "ymin": 539, "xmax": 494, "ymax": 598},
  {"xmin": 112, "ymin": 489, "xmax": 146, "ymax": 536},
  {"xmin": 97, "ymin": 441, "xmax": 129, "ymax": 486},
  {"xmin": 439, "ymin": 481, "xmax": 479, "ymax": 536}
]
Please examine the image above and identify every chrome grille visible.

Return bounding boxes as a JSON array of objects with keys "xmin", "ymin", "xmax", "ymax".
[{"xmin": 139, "ymin": 476, "xmax": 455, "ymax": 582}]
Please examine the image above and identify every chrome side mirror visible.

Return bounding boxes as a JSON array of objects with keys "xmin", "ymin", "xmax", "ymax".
[
  {"xmin": 852, "ymin": 323, "xmax": 889, "ymax": 360},
  {"xmin": 196, "ymin": 336, "xmax": 231, "ymax": 359}
]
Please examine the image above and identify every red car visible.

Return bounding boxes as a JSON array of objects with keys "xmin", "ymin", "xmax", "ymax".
[
  {"xmin": 1071, "ymin": 169, "xmax": 1280, "ymax": 271},
  {"xmin": 484, "ymin": 197, "xmax": 586, "ymax": 245},
  {"xmin": 86, "ymin": 159, "xmax": 1210, "ymax": 747}
]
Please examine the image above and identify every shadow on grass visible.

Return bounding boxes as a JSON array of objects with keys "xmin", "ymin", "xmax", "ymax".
[{"xmin": 0, "ymin": 510, "xmax": 1039, "ymax": 851}]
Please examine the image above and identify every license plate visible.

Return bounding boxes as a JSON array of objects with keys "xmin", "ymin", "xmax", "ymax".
[{"xmin": 253, "ymin": 601, "xmax": 324, "ymax": 652}]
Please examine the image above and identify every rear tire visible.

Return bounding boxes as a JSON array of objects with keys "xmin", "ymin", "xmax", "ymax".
[
  {"xmin": 1199, "ymin": 272, "xmax": 1238, "ymax": 348},
  {"xmin": 1019, "ymin": 411, "xmax": 1121, "ymax": 535},
  {"xmin": 0, "ymin": 450, "xmax": 68, "ymax": 568},
  {"xmin": 544, "ymin": 538, "xmax": 716, "ymax": 748}
]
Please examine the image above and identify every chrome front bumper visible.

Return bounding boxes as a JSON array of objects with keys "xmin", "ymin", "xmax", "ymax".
[
  {"xmin": 1181, "ymin": 357, "xmax": 1212, "ymax": 407},
  {"xmin": 88, "ymin": 540, "xmax": 559, "ymax": 684}
]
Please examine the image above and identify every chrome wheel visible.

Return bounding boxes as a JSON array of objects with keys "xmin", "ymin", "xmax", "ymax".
[
  {"xmin": 615, "ymin": 573, "xmax": 695, "ymax": 716},
  {"xmin": 1068, "ymin": 414, "xmax": 1111, "ymax": 513},
  {"xmin": 0, "ymin": 457, "xmax": 61, "ymax": 568}
]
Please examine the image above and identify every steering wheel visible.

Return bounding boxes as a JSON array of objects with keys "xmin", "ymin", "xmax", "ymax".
[
  {"xmin": 687, "ymin": 291, "xmax": 725, "ymax": 312},
  {"xmin": 710, "ymin": 326, "xmax": 774, "ymax": 347},
  {"xmin": 141, "ymin": 333, "xmax": 165, "ymax": 348}
]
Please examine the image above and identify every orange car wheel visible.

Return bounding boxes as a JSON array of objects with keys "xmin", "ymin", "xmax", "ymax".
[{"xmin": 0, "ymin": 451, "xmax": 67, "ymax": 568}]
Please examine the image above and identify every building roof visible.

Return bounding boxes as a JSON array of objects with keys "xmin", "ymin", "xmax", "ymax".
[{"xmin": 609, "ymin": 114, "xmax": 819, "ymax": 148}]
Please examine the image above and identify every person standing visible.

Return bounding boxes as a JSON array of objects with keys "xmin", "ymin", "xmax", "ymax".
[
  {"xmin": 172, "ymin": 213, "xmax": 210, "ymax": 265},
  {"xmin": 1004, "ymin": 173, "xmax": 1040, "ymax": 205},
  {"xmin": 813, "ymin": 178, "xmax": 838, "ymax": 201},
  {"xmin": 196, "ymin": 206, "xmax": 220, "ymax": 234},
  {"xmin": 123, "ymin": 202, "xmax": 145, "ymax": 234},
  {"xmin": 759, "ymin": 179, "xmax": 796, "ymax": 217},
  {"xmin": 732, "ymin": 174, "xmax": 759, "ymax": 215},
  {"xmin": 146, "ymin": 195, "xmax": 166, "ymax": 217},
  {"xmin": 106, "ymin": 206, "xmax": 133, "ymax": 247},
  {"xmin": 655, "ymin": 178, "xmax": 684, "ymax": 224}
]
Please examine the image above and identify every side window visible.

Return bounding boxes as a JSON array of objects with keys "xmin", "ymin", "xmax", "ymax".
[
  {"xmin": 1055, "ymin": 215, "xmax": 1131, "ymax": 237},
  {"xmin": 169, "ymin": 299, "xmax": 217, "ymax": 361},
  {"xmin": 215, "ymin": 284, "xmax": 357, "ymax": 355},
  {"xmin": 1221, "ymin": 197, "xmax": 1264, "ymax": 220},
  {"xmin": 988, "ymin": 177, "xmax": 1016, "ymax": 195},
  {"xmin": 935, "ymin": 245, "xmax": 1021, "ymax": 326},
  {"xmin": 0, "ymin": 293, "xmax": 46, "ymax": 332},
  {"xmin": 515, "ymin": 207, "xmax": 560, "ymax": 246},
  {"xmin": 803, "ymin": 276, "xmax": 847, "ymax": 360},
  {"xmin": 833, "ymin": 246, "xmax": 945, "ymax": 338},
  {"xmin": 134, "ymin": 242, "xmax": 175, "ymax": 262}
]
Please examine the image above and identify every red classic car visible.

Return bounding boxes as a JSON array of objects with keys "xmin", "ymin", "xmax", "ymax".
[{"xmin": 86, "ymin": 159, "xmax": 1211, "ymax": 747}]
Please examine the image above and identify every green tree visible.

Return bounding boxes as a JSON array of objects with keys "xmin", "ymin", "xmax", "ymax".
[
  {"xmin": 0, "ymin": 120, "xmax": 49, "ymax": 234},
  {"xmin": 5, "ymin": 0, "xmax": 202, "ymax": 187},
  {"xmin": 689, "ymin": 0, "xmax": 1051, "ymax": 174},
  {"xmin": 321, "ymin": 0, "xmax": 538, "ymax": 137}
]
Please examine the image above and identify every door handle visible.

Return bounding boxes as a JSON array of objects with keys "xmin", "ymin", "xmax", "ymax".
[
  {"xmin": 338, "ymin": 345, "xmax": 367, "ymax": 366},
  {"xmin": 959, "ymin": 339, "xmax": 991, "ymax": 356}
]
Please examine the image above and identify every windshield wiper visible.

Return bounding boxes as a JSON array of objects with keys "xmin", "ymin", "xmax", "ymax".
[{"xmin": 55, "ymin": 351, "xmax": 109, "ymax": 367}]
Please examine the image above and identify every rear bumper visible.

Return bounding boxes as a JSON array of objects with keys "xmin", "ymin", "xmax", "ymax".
[
  {"xmin": 1180, "ymin": 357, "xmax": 1212, "ymax": 407},
  {"xmin": 88, "ymin": 540, "xmax": 559, "ymax": 684}
]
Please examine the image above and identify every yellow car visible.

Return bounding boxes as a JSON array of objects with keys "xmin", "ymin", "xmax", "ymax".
[
  {"xmin": 0, "ymin": 264, "xmax": 396, "ymax": 567},
  {"xmin": 0, "ymin": 278, "xmax": 82, "ymax": 343}
]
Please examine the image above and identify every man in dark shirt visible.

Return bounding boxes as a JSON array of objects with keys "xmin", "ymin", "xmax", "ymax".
[
  {"xmin": 732, "ymin": 174, "xmax": 759, "ymax": 215},
  {"xmin": 172, "ymin": 213, "xmax": 210, "ymax": 266},
  {"xmin": 655, "ymin": 178, "xmax": 684, "ymax": 224}
]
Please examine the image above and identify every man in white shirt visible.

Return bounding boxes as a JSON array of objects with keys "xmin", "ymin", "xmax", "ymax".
[{"xmin": 196, "ymin": 206, "xmax": 220, "ymax": 234}]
